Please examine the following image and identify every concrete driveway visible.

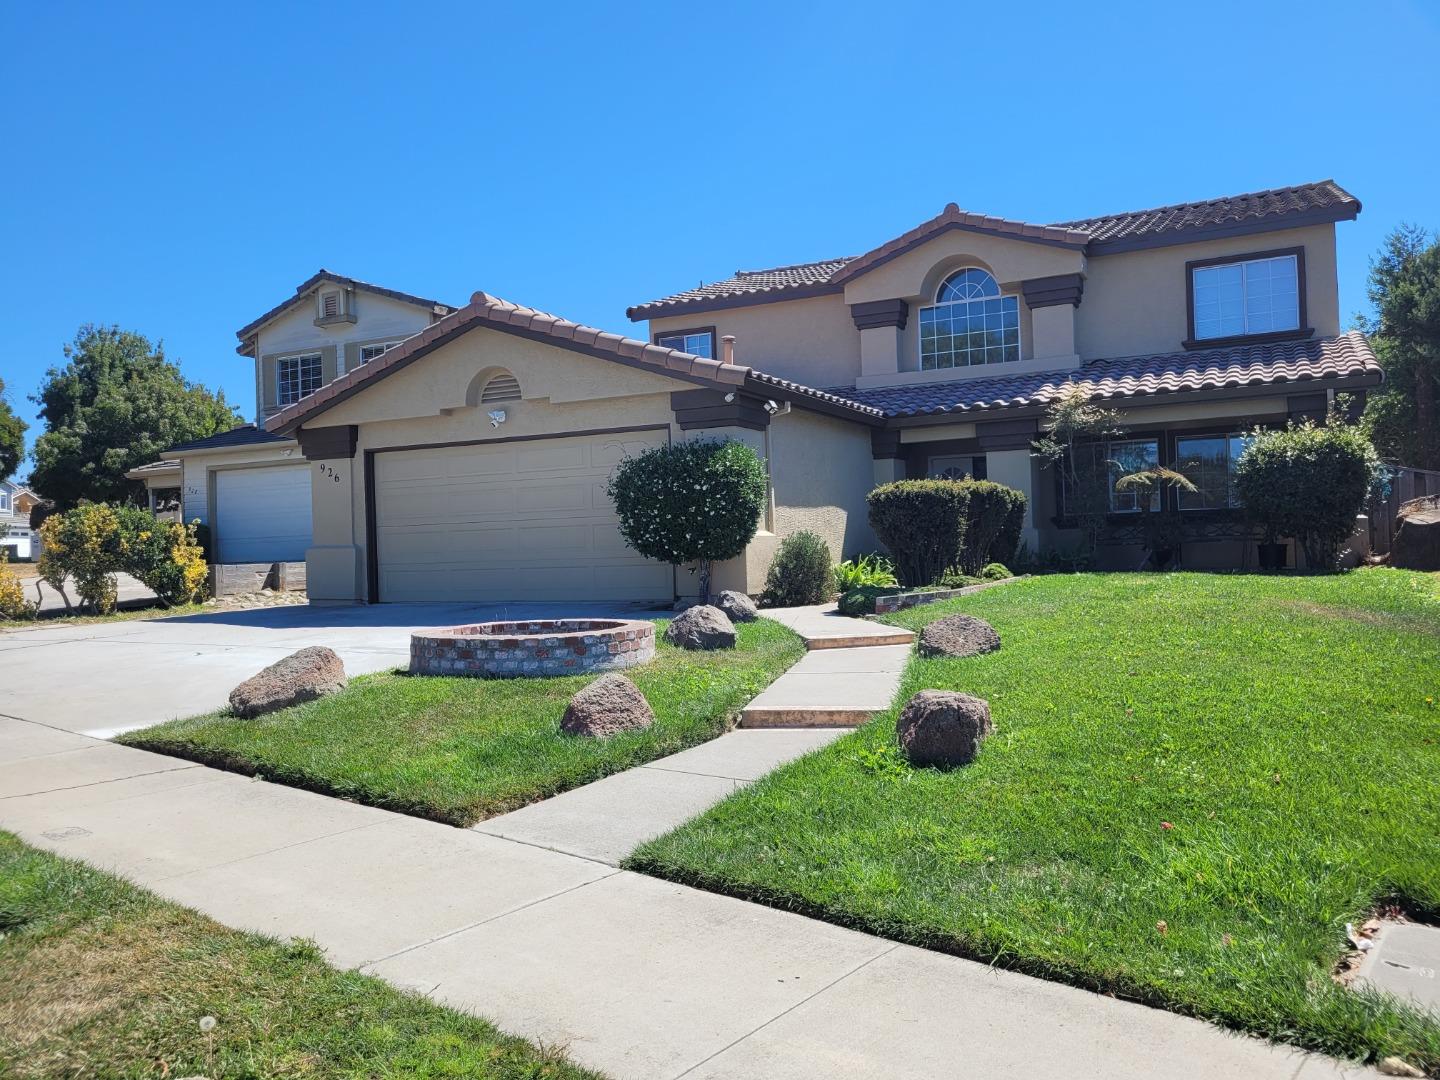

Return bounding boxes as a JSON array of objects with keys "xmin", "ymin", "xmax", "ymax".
[{"xmin": 0, "ymin": 602, "xmax": 658, "ymax": 739}]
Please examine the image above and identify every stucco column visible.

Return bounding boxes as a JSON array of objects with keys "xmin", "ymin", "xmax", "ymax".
[
  {"xmin": 984, "ymin": 447, "xmax": 1042, "ymax": 553},
  {"xmin": 297, "ymin": 425, "xmax": 363, "ymax": 604},
  {"xmin": 859, "ymin": 325, "xmax": 903, "ymax": 379}
]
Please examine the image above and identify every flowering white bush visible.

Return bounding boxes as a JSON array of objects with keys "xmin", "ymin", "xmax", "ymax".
[{"xmin": 607, "ymin": 438, "xmax": 767, "ymax": 600}]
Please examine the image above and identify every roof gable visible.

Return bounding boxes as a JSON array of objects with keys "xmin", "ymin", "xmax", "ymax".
[
  {"xmin": 235, "ymin": 271, "xmax": 456, "ymax": 355},
  {"xmin": 266, "ymin": 291, "xmax": 882, "ymax": 435}
]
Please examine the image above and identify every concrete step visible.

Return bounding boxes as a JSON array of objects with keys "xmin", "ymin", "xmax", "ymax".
[
  {"xmin": 739, "ymin": 705, "xmax": 878, "ymax": 728},
  {"xmin": 739, "ymin": 653, "xmax": 908, "ymax": 729},
  {"xmin": 804, "ymin": 628, "xmax": 914, "ymax": 650}
]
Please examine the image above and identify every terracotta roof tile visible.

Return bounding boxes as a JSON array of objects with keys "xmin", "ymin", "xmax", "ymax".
[
  {"xmin": 627, "ymin": 181, "xmax": 1361, "ymax": 317},
  {"xmin": 831, "ymin": 332, "xmax": 1380, "ymax": 418}
]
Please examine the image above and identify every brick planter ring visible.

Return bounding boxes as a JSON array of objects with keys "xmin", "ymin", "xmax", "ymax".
[{"xmin": 409, "ymin": 619, "xmax": 655, "ymax": 678}]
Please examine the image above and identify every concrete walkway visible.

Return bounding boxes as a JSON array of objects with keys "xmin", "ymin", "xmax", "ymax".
[
  {"xmin": 742, "ymin": 603, "xmax": 912, "ymax": 727},
  {"xmin": 0, "ymin": 716, "xmax": 1369, "ymax": 1079}
]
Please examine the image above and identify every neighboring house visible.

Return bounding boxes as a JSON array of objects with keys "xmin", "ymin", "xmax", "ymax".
[
  {"xmin": 0, "ymin": 480, "xmax": 43, "ymax": 560},
  {"xmin": 139, "ymin": 271, "xmax": 455, "ymax": 566},
  {"xmin": 246, "ymin": 179, "xmax": 1377, "ymax": 604}
]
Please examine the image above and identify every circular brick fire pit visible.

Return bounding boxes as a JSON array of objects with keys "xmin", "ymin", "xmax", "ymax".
[{"xmin": 409, "ymin": 619, "xmax": 655, "ymax": 678}]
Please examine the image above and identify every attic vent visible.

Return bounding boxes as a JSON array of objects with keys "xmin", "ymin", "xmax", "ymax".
[
  {"xmin": 321, "ymin": 290, "xmax": 341, "ymax": 318},
  {"xmin": 480, "ymin": 372, "xmax": 521, "ymax": 403}
]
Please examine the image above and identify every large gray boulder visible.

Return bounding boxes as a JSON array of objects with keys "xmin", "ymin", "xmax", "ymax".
[
  {"xmin": 229, "ymin": 646, "xmax": 346, "ymax": 718},
  {"xmin": 716, "ymin": 590, "xmax": 759, "ymax": 623},
  {"xmin": 665, "ymin": 604, "xmax": 736, "ymax": 650},
  {"xmin": 896, "ymin": 690, "xmax": 992, "ymax": 768},
  {"xmin": 918, "ymin": 614, "xmax": 1000, "ymax": 659},
  {"xmin": 1392, "ymin": 496, "xmax": 1440, "ymax": 571},
  {"xmin": 560, "ymin": 674, "xmax": 655, "ymax": 737}
]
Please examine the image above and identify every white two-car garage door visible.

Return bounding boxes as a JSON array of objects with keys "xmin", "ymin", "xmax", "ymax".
[
  {"xmin": 214, "ymin": 465, "xmax": 313, "ymax": 563},
  {"xmin": 372, "ymin": 429, "xmax": 674, "ymax": 603}
]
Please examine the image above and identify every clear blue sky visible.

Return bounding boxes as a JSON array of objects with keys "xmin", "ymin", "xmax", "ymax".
[{"xmin": 2, "ymin": 0, "xmax": 1437, "ymax": 471}]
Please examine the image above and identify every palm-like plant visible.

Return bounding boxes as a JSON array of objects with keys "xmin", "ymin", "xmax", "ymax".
[{"xmin": 1113, "ymin": 466, "xmax": 1198, "ymax": 569}]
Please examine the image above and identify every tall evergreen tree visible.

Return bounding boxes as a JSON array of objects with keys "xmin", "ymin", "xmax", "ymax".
[
  {"xmin": 30, "ymin": 325, "xmax": 241, "ymax": 508},
  {"xmin": 0, "ymin": 377, "xmax": 26, "ymax": 485},
  {"xmin": 1361, "ymin": 225, "xmax": 1440, "ymax": 469}
]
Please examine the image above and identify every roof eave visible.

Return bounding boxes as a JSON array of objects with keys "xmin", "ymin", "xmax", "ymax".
[
  {"xmin": 626, "ymin": 281, "xmax": 844, "ymax": 322},
  {"xmin": 1086, "ymin": 202, "xmax": 1361, "ymax": 256}
]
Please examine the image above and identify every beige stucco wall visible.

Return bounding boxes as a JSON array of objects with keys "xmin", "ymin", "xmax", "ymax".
[
  {"xmin": 643, "ymin": 221, "xmax": 1343, "ymax": 397},
  {"xmin": 252, "ymin": 290, "xmax": 441, "ymax": 420},
  {"xmin": 648, "ymin": 292, "xmax": 860, "ymax": 389},
  {"xmin": 1076, "ymin": 223, "xmax": 1339, "ymax": 359}
]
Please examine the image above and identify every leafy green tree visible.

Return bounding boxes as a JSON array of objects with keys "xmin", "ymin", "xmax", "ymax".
[
  {"xmin": 1359, "ymin": 225, "xmax": 1440, "ymax": 469},
  {"xmin": 30, "ymin": 325, "xmax": 241, "ymax": 508},
  {"xmin": 0, "ymin": 377, "xmax": 26, "ymax": 485}
]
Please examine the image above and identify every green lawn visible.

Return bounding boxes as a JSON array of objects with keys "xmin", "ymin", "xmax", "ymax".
[
  {"xmin": 630, "ymin": 570, "xmax": 1440, "ymax": 1068},
  {"xmin": 122, "ymin": 618, "xmax": 804, "ymax": 826},
  {"xmin": 0, "ymin": 831, "xmax": 600, "ymax": 1079}
]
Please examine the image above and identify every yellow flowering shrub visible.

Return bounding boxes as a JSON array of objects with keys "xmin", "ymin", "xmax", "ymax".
[
  {"xmin": 39, "ymin": 504, "xmax": 122, "ymax": 614},
  {"xmin": 0, "ymin": 551, "xmax": 35, "ymax": 620}
]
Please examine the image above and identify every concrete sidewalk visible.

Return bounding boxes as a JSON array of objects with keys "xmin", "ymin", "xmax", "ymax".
[{"xmin": 0, "ymin": 715, "xmax": 1370, "ymax": 1080}]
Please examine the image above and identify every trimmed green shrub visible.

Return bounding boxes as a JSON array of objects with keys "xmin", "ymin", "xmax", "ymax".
[
  {"xmin": 113, "ymin": 506, "xmax": 208, "ymax": 606},
  {"xmin": 607, "ymin": 438, "xmax": 768, "ymax": 601},
  {"xmin": 838, "ymin": 585, "xmax": 890, "ymax": 617},
  {"xmin": 1235, "ymin": 417, "xmax": 1380, "ymax": 572},
  {"xmin": 981, "ymin": 562, "xmax": 1011, "ymax": 581},
  {"xmin": 954, "ymin": 480, "xmax": 1027, "ymax": 576},
  {"xmin": 938, "ymin": 571, "xmax": 981, "ymax": 589},
  {"xmin": 833, "ymin": 553, "xmax": 898, "ymax": 593},
  {"xmin": 990, "ymin": 490, "xmax": 1028, "ymax": 567},
  {"xmin": 867, "ymin": 480, "xmax": 970, "ymax": 587},
  {"xmin": 762, "ymin": 531, "xmax": 833, "ymax": 607}
]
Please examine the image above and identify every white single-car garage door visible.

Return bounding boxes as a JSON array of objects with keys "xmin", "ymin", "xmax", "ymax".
[
  {"xmin": 214, "ymin": 465, "xmax": 314, "ymax": 564},
  {"xmin": 373, "ymin": 429, "xmax": 673, "ymax": 603}
]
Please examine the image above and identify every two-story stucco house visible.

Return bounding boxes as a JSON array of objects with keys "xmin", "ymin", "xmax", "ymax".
[
  {"xmin": 131, "ymin": 271, "xmax": 454, "ymax": 568},
  {"xmin": 259, "ymin": 179, "xmax": 1380, "ymax": 604},
  {"xmin": 0, "ymin": 480, "xmax": 43, "ymax": 561}
]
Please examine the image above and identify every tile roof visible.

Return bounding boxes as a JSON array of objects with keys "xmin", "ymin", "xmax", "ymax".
[
  {"xmin": 124, "ymin": 459, "xmax": 181, "ymax": 477},
  {"xmin": 1053, "ymin": 179, "xmax": 1360, "ymax": 248},
  {"xmin": 625, "ymin": 258, "xmax": 854, "ymax": 319},
  {"xmin": 628, "ymin": 180, "xmax": 1361, "ymax": 317},
  {"xmin": 830, "ymin": 332, "xmax": 1381, "ymax": 418},
  {"xmin": 168, "ymin": 424, "xmax": 293, "ymax": 453},
  {"xmin": 235, "ymin": 270, "xmax": 456, "ymax": 353}
]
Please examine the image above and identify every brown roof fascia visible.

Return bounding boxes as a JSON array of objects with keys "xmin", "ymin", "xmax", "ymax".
[{"xmin": 625, "ymin": 280, "xmax": 843, "ymax": 322}]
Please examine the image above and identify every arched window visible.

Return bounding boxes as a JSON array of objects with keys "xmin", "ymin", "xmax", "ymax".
[
  {"xmin": 919, "ymin": 268, "xmax": 1020, "ymax": 369},
  {"xmin": 478, "ymin": 371, "xmax": 521, "ymax": 403}
]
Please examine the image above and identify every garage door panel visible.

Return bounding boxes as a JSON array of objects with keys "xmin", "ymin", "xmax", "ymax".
[
  {"xmin": 215, "ymin": 465, "xmax": 313, "ymax": 564},
  {"xmin": 373, "ymin": 430, "xmax": 671, "ymax": 603}
]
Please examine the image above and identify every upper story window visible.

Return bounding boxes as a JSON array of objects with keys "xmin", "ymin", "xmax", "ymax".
[
  {"xmin": 359, "ymin": 341, "xmax": 402, "ymax": 364},
  {"xmin": 655, "ymin": 328, "xmax": 715, "ymax": 359},
  {"xmin": 1189, "ymin": 249, "xmax": 1303, "ymax": 344},
  {"xmin": 0, "ymin": 489, "xmax": 10, "ymax": 513},
  {"xmin": 277, "ymin": 352, "xmax": 323, "ymax": 407},
  {"xmin": 919, "ymin": 268, "xmax": 1020, "ymax": 370}
]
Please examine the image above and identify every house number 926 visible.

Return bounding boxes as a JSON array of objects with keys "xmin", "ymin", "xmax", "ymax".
[{"xmin": 317, "ymin": 463, "xmax": 343, "ymax": 483}]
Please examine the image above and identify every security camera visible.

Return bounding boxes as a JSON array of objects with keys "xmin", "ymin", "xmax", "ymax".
[
  {"xmin": 723, "ymin": 392, "xmax": 736, "ymax": 403},
  {"xmin": 488, "ymin": 409, "xmax": 507, "ymax": 428},
  {"xmin": 763, "ymin": 399, "xmax": 780, "ymax": 415}
]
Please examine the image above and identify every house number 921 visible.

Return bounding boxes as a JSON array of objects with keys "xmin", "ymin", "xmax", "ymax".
[{"xmin": 317, "ymin": 463, "xmax": 343, "ymax": 483}]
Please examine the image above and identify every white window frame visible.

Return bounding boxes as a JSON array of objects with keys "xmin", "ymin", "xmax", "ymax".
[
  {"xmin": 0, "ymin": 489, "xmax": 9, "ymax": 513},
  {"xmin": 1190, "ymin": 251, "xmax": 1301, "ymax": 342},
  {"xmin": 919, "ymin": 267, "xmax": 1022, "ymax": 370},
  {"xmin": 358, "ymin": 341, "xmax": 403, "ymax": 364},
  {"xmin": 655, "ymin": 329, "xmax": 715, "ymax": 359},
  {"xmin": 276, "ymin": 352, "xmax": 324, "ymax": 407}
]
